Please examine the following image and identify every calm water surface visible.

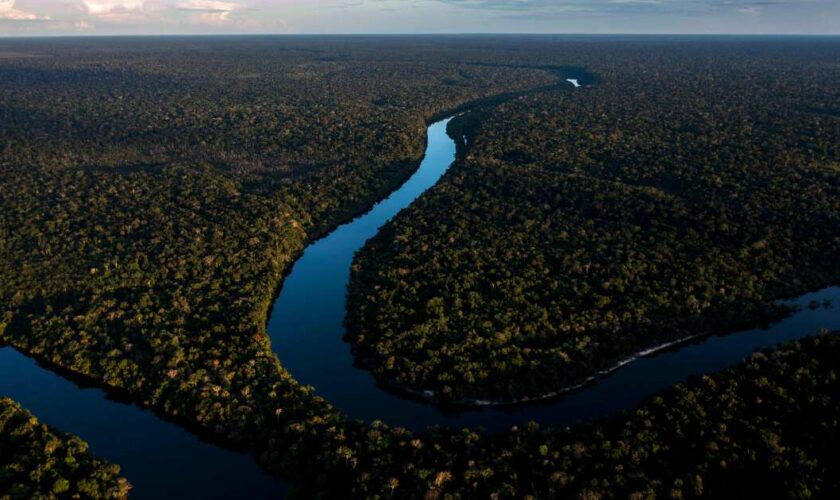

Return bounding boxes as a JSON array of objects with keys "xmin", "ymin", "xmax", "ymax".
[{"xmin": 0, "ymin": 347, "xmax": 287, "ymax": 499}]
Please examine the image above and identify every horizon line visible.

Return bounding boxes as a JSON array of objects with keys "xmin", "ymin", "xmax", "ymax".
[{"xmin": 2, "ymin": 32, "xmax": 840, "ymax": 39}]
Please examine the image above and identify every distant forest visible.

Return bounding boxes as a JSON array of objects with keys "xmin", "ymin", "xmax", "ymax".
[{"xmin": 1, "ymin": 36, "xmax": 839, "ymax": 497}]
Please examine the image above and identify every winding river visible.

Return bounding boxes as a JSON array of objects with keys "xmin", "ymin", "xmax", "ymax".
[
  {"xmin": 267, "ymin": 112, "xmax": 840, "ymax": 432},
  {"xmin": 1, "ymin": 79, "xmax": 838, "ymax": 496}
]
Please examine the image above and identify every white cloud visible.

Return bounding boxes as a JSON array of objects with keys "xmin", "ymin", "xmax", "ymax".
[
  {"xmin": 81, "ymin": 0, "xmax": 145, "ymax": 17},
  {"xmin": 76, "ymin": 0, "xmax": 167, "ymax": 24},
  {"xmin": 0, "ymin": 0, "xmax": 49, "ymax": 20},
  {"xmin": 175, "ymin": 0, "xmax": 244, "ymax": 23},
  {"xmin": 176, "ymin": 0, "xmax": 242, "ymax": 11}
]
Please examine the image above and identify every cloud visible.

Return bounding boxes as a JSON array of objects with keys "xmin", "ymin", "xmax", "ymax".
[
  {"xmin": 175, "ymin": 0, "xmax": 244, "ymax": 23},
  {"xmin": 81, "ymin": 0, "xmax": 145, "ymax": 17},
  {"xmin": 436, "ymin": 0, "xmax": 546, "ymax": 10},
  {"xmin": 175, "ymin": 0, "xmax": 242, "ymax": 13},
  {"xmin": 435, "ymin": 0, "xmax": 817, "ymax": 18},
  {"xmin": 435, "ymin": 0, "xmax": 667, "ymax": 13},
  {"xmin": 0, "ymin": 0, "xmax": 50, "ymax": 20}
]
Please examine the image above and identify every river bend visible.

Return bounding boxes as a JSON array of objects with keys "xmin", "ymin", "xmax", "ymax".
[{"xmin": 267, "ymin": 113, "xmax": 840, "ymax": 432}]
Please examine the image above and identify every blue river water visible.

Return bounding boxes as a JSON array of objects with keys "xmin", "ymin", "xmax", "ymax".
[
  {"xmin": 267, "ymin": 116, "xmax": 840, "ymax": 432},
  {"xmin": 0, "ymin": 347, "xmax": 286, "ymax": 498},
  {"xmin": 1, "ymin": 104, "xmax": 837, "ymax": 497}
]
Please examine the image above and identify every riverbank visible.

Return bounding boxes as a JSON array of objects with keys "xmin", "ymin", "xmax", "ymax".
[
  {"xmin": 0, "ymin": 346, "xmax": 287, "ymax": 498},
  {"xmin": 0, "ymin": 396, "xmax": 130, "ymax": 499}
]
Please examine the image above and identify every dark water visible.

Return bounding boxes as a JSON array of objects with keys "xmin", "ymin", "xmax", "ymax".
[
  {"xmin": 0, "ymin": 103, "xmax": 837, "ymax": 499},
  {"xmin": 0, "ymin": 348, "xmax": 287, "ymax": 499},
  {"xmin": 268, "ymin": 115, "xmax": 840, "ymax": 433}
]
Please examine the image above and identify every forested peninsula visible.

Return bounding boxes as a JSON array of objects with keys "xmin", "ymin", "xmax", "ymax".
[
  {"xmin": 347, "ymin": 39, "xmax": 840, "ymax": 402},
  {"xmin": 0, "ymin": 397, "xmax": 130, "ymax": 499}
]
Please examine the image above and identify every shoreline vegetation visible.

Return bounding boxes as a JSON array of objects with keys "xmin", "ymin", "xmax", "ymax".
[
  {"xmin": 393, "ymin": 334, "xmax": 747, "ymax": 407},
  {"xmin": 354, "ymin": 288, "xmax": 811, "ymax": 407},
  {"xmin": 1, "ymin": 37, "xmax": 839, "ymax": 497},
  {"xmin": 0, "ymin": 397, "xmax": 130, "ymax": 499},
  {"xmin": 356, "ymin": 282, "xmax": 839, "ymax": 408}
]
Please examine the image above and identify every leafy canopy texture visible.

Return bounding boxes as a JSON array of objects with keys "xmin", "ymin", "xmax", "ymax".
[
  {"xmin": 348, "ymin": 40, "xmax": 840, "ymax": 402},
  {"xmin": 0, "ymin": 397, "xmax": 130, "ymax": 499}
]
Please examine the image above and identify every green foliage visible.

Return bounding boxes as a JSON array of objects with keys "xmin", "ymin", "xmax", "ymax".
[
  {"xmin": 486, "ymin": 332, "xmax": 840, "ymax": 498},
  {"xmin": 0, "ymin": 397, "xmax": 130, "ymax": 499},
  {"xmin": 348, "ymin": 39, "xmax": 840, "ymax": 402}
]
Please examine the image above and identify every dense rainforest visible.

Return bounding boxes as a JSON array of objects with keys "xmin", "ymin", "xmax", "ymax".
[
  {"xmin": 477, "ymin": 330, "xmax": 840, "ymax": 498},
  {"xmin": 1, "ymin": 36, "xmax": 839, "ymax": 497},
  {"xmin": 0, "ymin": 397, "xmax": 130, "ymax": 499},
  {"xmin": 348, "ymin": 38, "xmax": 840, "ymax": 402}
]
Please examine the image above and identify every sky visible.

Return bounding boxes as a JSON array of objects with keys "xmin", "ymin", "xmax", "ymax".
[{"xmin": 1, "ymin": 0, "xmax": 838, "ymax": 36}]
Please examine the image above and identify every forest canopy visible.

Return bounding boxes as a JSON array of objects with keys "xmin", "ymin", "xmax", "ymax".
[
  {"xmin": 1, "ymin": 36, "xmax": 839, "ymax": 497},
  {"xmin": 347, "ymin": 38, "xmax": 840, "ymax": 402},
  {"xmin": 0, "ymin": 397, "xmax": 130, "ymax": 499}
]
